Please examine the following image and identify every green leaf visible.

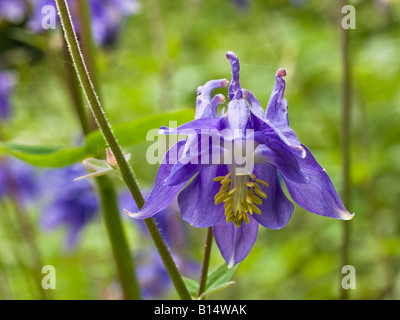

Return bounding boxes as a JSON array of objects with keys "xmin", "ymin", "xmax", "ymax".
[
  {"xmin": 85, "ymin": 108, "xmax": 195, "ymax": 153},
  {"xmin": 182, "ymin": 277, "xmax": 200, "ymax": 299},
  {"xmin": 201, "ymin": 281, "xmax": 236, "ymax": 298},
  {"xmin": 0, "ymin": 109, "xmax": 195, "ymax": 168},
  {"xmin": 200, "ymin": 263, "xmax": 239, "ymax": 299},
  {"xmin": 0, "ymin": 142, "xmax": 85, "ymax": 167}
]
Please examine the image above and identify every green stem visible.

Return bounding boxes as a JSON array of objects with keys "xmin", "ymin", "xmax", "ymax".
[
  {"xmin": 0, "ymin": 199, "xmax": 39, "ymax": 299},
  {"xmin": 145, "ymin": 0, "xmax": 173, "ymax": 111},
  {"xmin": 54, "ymin": 0, "xmax": 191, "ymax": 300},
  {"xmin": 62, "ymin": 42, "xmax": 92, "ymax": 135},
  {"xmin": 96, "ymin": 175, "xmax": 141, "ymax": 300},
  {"xmin": 339, "ymin": 0, "xmax": 352, "ymax": 300},
  {"xmin": 60, "ymin": 6, "xmax": 140, "ymax": 300},
  {"xmin": 0, "ymin": 156, "xmax": 50, "ymax": 300},
  {"xmin": 198, "ymin": 227, "xmax": 213, "ymax": 299},
  {"xmin": 74, "ymin": 0, "xmax": 101, "ymax": 100}
]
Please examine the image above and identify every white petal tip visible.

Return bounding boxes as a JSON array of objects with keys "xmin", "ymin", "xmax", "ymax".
[
  {"xmin": 123, "ymin": 209, "xmax": 134, "ymax": 217},
  {"xmin": 341, "ymin": 211, "xmax": 355, "ymax": 220}
]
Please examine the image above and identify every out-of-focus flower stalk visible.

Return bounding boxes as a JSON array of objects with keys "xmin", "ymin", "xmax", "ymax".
[
  {"xmin": 74, "ymin": 0, "xmax": 102, "ymax": 104},
  {"xmin": 0, "ymin": 157, "xmax": 50, "ymax": 300},
  {"xmin": 0, "ymin": 69, "xmax": 51, "ymax": 298},
  {"xmin": 144, "ymin": 0, "xmax": 173, "ymax": 111},
  {"xmin": 339, "ymin": 0, "xmax": 353, "ymax": 300}
]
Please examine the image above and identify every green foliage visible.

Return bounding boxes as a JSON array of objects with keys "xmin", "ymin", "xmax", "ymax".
[
  {"xmin": 0, "ymin": 109, "xmax": 194, "ymax": 167},
  {"xmin": 183, "ymin": 263, "xmax": 239, "ymax": 299}
]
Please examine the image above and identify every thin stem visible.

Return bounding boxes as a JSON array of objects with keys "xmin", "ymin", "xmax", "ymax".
[
  {"xmin": 96, "ymin": 175, "xmax": 141, "ymax": 300},
  {"xmin": 0, "ymin": 158, "xmax": 50, "ymax": 300},
  {"xmin": 62, "ymin": 42, "xmax": 91, "ymax": 135},
  {"xmin": 145, "ymin": 0, "xmax": 173, "ymax": 111},
  {"xmin": 198, "ymin": 227, "xmax": 213, "ymax": 299},
  {"xmin": 0, "ymin": 199, "xmax": 40, "ymax": 299},
  {"xmin": 74, "ymin": 0, "xmax": 101, "ymax": 99},
  {"xmin": 339, "ymin": 0, "xmax": 352, "ymax": 300},
  {"xmin": 60, "ymin": 5, "xmax": 140, "ymax": 300},
  {"xmin": 54, "ymin": 0, "xmax": 191, "ymax": 300}
]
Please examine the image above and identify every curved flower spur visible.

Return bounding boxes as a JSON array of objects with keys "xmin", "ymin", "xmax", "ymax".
[{"xmin": 125, "ymin": 51, "xmax": 354, "ymax": 267}]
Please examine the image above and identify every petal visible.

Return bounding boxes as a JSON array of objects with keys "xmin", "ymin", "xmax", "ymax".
[
  {"xmin": 196, "ymin": 79, "xmax": 228, "ymax": 119},
  {"xmin": 252, "ymin": 120, "xmax": 306, "ymax": 158},
  {"xmin": 226, "ymin": 51, "xmax": 242, "ymax": 100},
  {"xmin": 213, "ymin": 216, "xmax": 259, "ymax": 268},
  {"xmin": 226, "ymin": 98, "xmax": 249, "ymax": 138},
  {"xmin": 251, "ymin": 69, "xmax": 305, "ymax": 158},
  {"xmin": 254, "ymin": 144, "xmax": 308, "ymax": 183},
  {"xmin": 251, "ymin": 164, "xmax": 295, "ymax": 229},
  {"xmin": 126, "ymin": 141, "xmax": 188, "ymax": 219},
  {"xmin": 159, "ymin": 117, "xmax": 224, "ymax": 135},
  {"xmin": 243, "ymin": 89, "xmax": 265, "ymax": 120},
  {"xmin": 281, "ymin": 145, "xmax": 354, "ymax": 220},
  {"xmin": 265, "ymin": 69, "xmax": 289, "ymax": 124},
  {"xmin": 178, "ymin": 165, "xmax": 228, "ymax": 228},
  {"xmin": 165, "ymin": 134, "xmax": 226, "ymax": 186}
]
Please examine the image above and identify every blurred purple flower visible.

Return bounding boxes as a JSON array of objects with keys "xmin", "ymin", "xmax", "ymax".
[
  {"xmin": 120, "ymin": 192, "xmax": 188, "ymax": 249},
  {"xmin": 0, "ymin": 0, "xmax": 26, "ymax": 23},
  {"xmin": 27, "ymin": 0, "xmax": 140, "ymax": 46},
  {"xmin": 0, "ymin": 71, "xmax": 15, "ymax": 119},
  {"xmin": 0, "ymin": 157, "xmax": 38, "ymax": 203},
  {"xmin": 232, "ymin": 0, "xmax": 248, "ymax": 10},
  {"xmin": 40, "ymin": 164, "xmax": 100, "ymax": 249},
  {"xmin": 89, "ymin": 0, "xmax": 140, "ymax": 46},
  {"xmin": 120, "ymin": 191, "xmax": 199, "ymax": 298},
  {"xmin": 135, "ymin": 250, "xmax": 172, "ymax": 299}
]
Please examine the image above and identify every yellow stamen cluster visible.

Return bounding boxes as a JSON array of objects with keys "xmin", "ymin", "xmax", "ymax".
[{"xmin": 213, "ymin": 172, "xmax": 269, "ymax": 227}]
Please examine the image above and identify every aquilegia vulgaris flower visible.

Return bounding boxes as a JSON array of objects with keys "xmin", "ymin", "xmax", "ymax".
[{"xmin": 126, "ymin": 51, "xmax": 354, "ymax": 267}]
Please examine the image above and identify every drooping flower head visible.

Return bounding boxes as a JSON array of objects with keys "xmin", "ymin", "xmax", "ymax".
[
  {"xmin": 40, "ymin": 164, "xmax": 100, "ymax": 249},
  {"xmin": 27, "ymin": 0, "xmax": 140, "ymax": 46},
  {"xmin": 126, "ymin": 51, "xmax": 353, "ymax": 267}
]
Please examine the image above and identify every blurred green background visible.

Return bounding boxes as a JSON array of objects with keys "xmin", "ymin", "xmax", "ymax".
[{"xmin": 0, "ymin": 0, "xmax": 400, "ymax": 300}]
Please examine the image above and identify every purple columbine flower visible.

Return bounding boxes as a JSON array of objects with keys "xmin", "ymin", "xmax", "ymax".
[
  {"xmin": 40, "ymin": 164, "xmax": 100, "ymax": 249},
  {"xmin": 127, "ymin": 51, "xmax": 353, "ymax": 267},
  {"xmin": 27, "ymin": 0, "xmax": 140, "ymax": 46},
  {"xmin": 0, "ymin": 71, "xmax": 15, "ymax": 119},
  {"xmin": 0, "ymin": 0, "xmax": 26, "ymax": 23}
]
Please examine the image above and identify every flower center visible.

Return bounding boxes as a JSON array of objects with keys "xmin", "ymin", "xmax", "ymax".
[{"xmin": 213, "ymin": 171, "xmax": 269, "ymax": 227}]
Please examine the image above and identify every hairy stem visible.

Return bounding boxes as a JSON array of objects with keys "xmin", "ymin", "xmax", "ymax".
[
  {"xmin": 62, "ymin": 3, "xmax": 139, "ymax": 300},
  {"xmin": 54, "ymin": 0, "xmax": 191, "ymax": 300}
]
